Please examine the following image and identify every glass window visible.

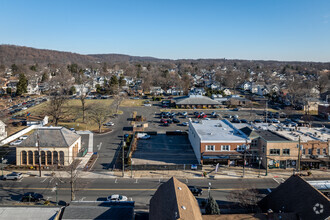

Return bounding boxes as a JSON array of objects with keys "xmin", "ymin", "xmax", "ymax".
[
  {"xmin": 206, "ymin": 145, "xmax": 215, "ymax": 151},
  {"xmin": 308, "ymin": 149, "xmax": 312, "ymax": 155},
  {"xmin": 221, "ymin": 145, "xmax": 230, "ymax": 151},
  {"xmin": 323, "ymin": 149, "xmax": 327, "ymax": 155},
  {"xmin": 270, "ymin": 149, "xmax": 280, "ymax": 155},
  {"xmin": 302, "ymin": 149, "xmax": 306, "ymax": 155},
  {"xmin": 283, "ymin": 149, "xmax": 290, "ymax": 155},
  {"xmin": 317, "ymin": 149, "xmax": 320, "ymax": 155},
  {"xmin": 237, "ymin": 145, "xmax": 244, "ymax": 151}
]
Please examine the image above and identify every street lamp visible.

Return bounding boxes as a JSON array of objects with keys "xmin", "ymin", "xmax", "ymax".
[
  {"xmin": 1, "ymin": 157, "xmax": 3, "ymax": 176},
  {"xmin": 208, "ymin": 182, "xmax": 211, "ymax": 199},
  {"xmin": 257, "ymin": 157, "xmax": 262, "ymax": 178}
]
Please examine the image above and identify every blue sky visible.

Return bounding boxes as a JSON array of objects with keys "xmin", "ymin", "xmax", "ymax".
[{"xmin": 0, "ymin": 0, "xmax": 329, "ymax": 62}]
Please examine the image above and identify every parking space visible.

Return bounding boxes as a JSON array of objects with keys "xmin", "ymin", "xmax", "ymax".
[{"xmin": 132, "ymin": 134, "xmax": 198, "ymax": 165}]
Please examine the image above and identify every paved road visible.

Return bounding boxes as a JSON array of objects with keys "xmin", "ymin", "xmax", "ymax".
[{"xmin": 0, "ymin": 177, "xmax": 281, "ymax": 209}]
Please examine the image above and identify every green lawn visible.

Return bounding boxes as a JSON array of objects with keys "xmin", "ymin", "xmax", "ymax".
[{"xmin": 19, "ymin": 99, "xmax": 115, "ymax": 131}]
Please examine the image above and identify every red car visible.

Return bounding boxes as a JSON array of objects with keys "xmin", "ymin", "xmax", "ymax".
[{"xmin": 197, "ymin": 114, "xmax": 207, "ymax": 118}]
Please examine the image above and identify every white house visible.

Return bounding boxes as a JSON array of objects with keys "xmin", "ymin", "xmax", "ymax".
[
  {"xmin": 240, "ymin": 82, "xmax": 252, "ymax": 91},
  {"xmin": 150, "ymin": 87, "xmax": 164, "ymax": 95},
  {"xmin": 0, "ymin": 120, "xmax": 7, "ymax": 141},
  {"xmin": 27, "ymin": 80, "xmax": 40, "ymax": 95},
  {"xmin": 222, "ymin": 88, "xmax": 232, "ymax": 96}
]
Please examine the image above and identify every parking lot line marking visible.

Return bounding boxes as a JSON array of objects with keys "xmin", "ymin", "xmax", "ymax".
[
  {"xmin": 115, "ymin": 179, "xmax": 117, "ymax": 183},
  {"xmin": 135, "ymin": 179, "xmax": 138, "ymax": 183},
  {"xmin": 41, "ymin": 177, "xmax": 48, "ymax": 183},
  {"xmin": 97, "ymin": 142, "xmax": 103, "ymax": 151},
  {"xmin": 267, "ymin": 188, "xmax": 272, "ymax": 193},
  {"xmin": 17, "ymin": 177, "xmax": 24, "ymax": 182},
  {"xmin": 280, "ymin": 178, "xmax": 285, "ymax": 183},
  {"xmin": 273, "ymin": 178, "xmax": 280, "ymax": 184},
  {"xmin": 186, "ymin": 179, "xmax": 188, "ymax": 183},
  {"xmin": 79, "ymin": 197, "xmax": 86, "ymax": 201},
  {"xmin": 49, "ymin": 177, "xmax": 54, "ymax": 183}
]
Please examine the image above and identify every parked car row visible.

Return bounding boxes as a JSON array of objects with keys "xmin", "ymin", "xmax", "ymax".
[{"xmin": 9, "ymin": 98, "xmax": 47, "ymax": 114}]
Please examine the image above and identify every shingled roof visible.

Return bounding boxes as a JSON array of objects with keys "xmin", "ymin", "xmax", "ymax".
[
  {"xmin": 149, "ymin": 177, "xmax": 202, "ymax": 220},
  {"xmin": 258, "ymin": 175, "xmax": 330, "ymax": 220},
  {"xmin": 174, "ymin": 95, "xmax": 220, "ymax": 105},
  {"xmin": 18, "ymin": 127, "xmax": 80, "ymax": 148}
]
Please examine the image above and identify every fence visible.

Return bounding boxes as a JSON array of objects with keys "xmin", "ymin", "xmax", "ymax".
[
  {"xmin": 129, "ymin": 164, "xmax": 202, "ymax": 170},
  {"xmin": 0, "ymin": 124, "xmax": 42, "ymax": 146}
]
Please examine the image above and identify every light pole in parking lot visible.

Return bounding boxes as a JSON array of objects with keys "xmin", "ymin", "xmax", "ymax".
[
  {"xmin": 208, "ymin": 182, "xmax": 211, "ymax": 199},
  {"xmin": 122, "ymin": 138, "xmax": 125, "ymax": 177},
  {"xmin": 257, "ymin": 156, "xmax": 262, "ymax": 178}
]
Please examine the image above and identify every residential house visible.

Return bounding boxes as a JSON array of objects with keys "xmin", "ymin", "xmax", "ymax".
[
  {"xmin": 227, "ymin": 96, "xmax": 252, "ymax": 107},
  {"xmin": 74, "ymin": 84, "xmax": 90, "ymax": 96},
  {"xmin": 304, "ymin": 98, "xmax": 321, "ymax": 112},
  {"xmin": 222, "ymin": 88, "xmax": 232, "ymax": 96},
  {"xmin": 6, "ymin": 79, "xmax": 19, "ymax": 93},
  {"xmin": 318, "ymin": 103, "xmax": 330, "ymax": 120},
  {"xmin": 240, "ymin": 82, "xmax": 252, "ymax": 91},
  {"xmin": 258, "ymin": 175, "xmax": 330, "ymax": 220},
  {"xmin": 27, "ymin": 79, "xmax": 40, "ymax": 95},
  {"xmin": 174, "ymin": 95, "xmax": 220, "ymax": 109},
  {"xmin": 149, "ymin": 177, "xmax": 202, "ymax": 220},
  {"xmin": 189, "ymin": 87, "xmax": 206, "ymax": 96},
  {"xmin": 150, "ymin": 87, "xmax": 164, "ymax": 95},
  {"xmin": 0, "ymin": 120, "xmax": 7, "ymax": 141},
  {"xmin": 188, "ymin": 119, "xmax": 251, "ymax": 165},
  {"xmin": 166, "ymin": 87, "xmax": 183, "ymax": 96},
  {"xmin": 17, "ymin": 127, "xmax": 81, "ymax": 166}
]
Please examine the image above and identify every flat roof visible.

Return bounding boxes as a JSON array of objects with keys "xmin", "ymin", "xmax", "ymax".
[
  {"xmin": 256, "ymin": 130, "xmax": 292, "ymax": 142},
  {"xmin": 189, "ymin": 119, "xmax": 249, "ymax": 143},
  {"xmin": 274, "ymin": 127, "xmax": 330, "ymax": 142},
  {"xmin": 0, "ymin": 207, "xmax": 60, "ymax": 220}
]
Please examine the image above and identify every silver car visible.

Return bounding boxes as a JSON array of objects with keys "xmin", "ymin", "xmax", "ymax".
[{"xmin": 3, "ymin": 172, "xmax": 23, "ymax": 180}]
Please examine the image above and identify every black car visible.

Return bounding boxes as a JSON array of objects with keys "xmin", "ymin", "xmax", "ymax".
[
  {"xmin": 172, "ymin": 118, "xmax": 180, "ymax": 123},
  {"xmin": 21, "ymin": 192, "xmax": 43, "ymax": 202},
  {"xmin": 188, "ymin": 186, "xmax": 203, "ymax": 196},
  {"xmin": 166, "ymin": 119, "xmax": 173, "ymax": 124},
  {"xmin": 240, "ymin": 119, "xmax": 248, "ymax": 123}
]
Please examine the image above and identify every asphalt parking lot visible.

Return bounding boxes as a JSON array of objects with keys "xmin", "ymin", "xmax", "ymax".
[{"xmin": 132, "ymin": 134, "xmax": 198, "ymax": 165}]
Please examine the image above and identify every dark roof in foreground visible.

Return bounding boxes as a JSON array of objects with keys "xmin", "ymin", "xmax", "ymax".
[
  {"xmin": 202, "ymin": 213, "xmax": 298, "ymax": 220},
  {"xmin": 19, "ymin": 127, "xmax": 80, "ymax": 148},
  {"xmin": 0, "ymin": 206, "xmax": 61, "ymax": 220},
  {"xmin": 174, "ymin": 95, "xmax": 220, "ymax": 105},
  {"xmin": 149, "ymin": 177, "xmax": 202, "ymax": 220},
  {"xmin": 62, "ymin": 201, "xmax": 134, "ymax": 220},
  {"xmin": 258, "ymin": 175, "xmax": 330, "ymax": 220}
]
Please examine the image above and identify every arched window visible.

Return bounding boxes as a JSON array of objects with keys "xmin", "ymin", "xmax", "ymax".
[
  {"xmin": 28, "ymin": 151, "xmax": 33, "ymax": 165},
  {"xmin": 21, "ymin": 151, "xmax": 27, "ymax": 165},
  {"xmin": 47, "ymin": 151, "xmax": 52, "ymax": 165},
  {"xmin": 34, "ymin": 151, "xmax": 39, "ymax": 165},
  {"xmin": 53, "ymin": 151, "xmax": 58, "ymax": 165},
  {"xmin": 41, "ymin": 151, "xmax": 46, "ymax": 165},
  {"xmin": 59, "ymin": 151, "xmax": 64, "ymax": 165}
]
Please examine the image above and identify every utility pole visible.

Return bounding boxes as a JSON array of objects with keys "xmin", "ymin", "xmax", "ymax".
[
  {"xmin": 297, "ymin": 135, "xmax": 301, "ymax": 174},
  {"xmin": 265, "ymin": 100, "xmax": 268, "ymax": 123},
  {"xmin": 70, "ymin": 166, "xmax": 75, "ymax": 201},
  {"xmin": 36, "ymin": 130, "xmax": 42, "ymax": 177},
  {"xmin": 242, "ymin": 140, "xmax": 248, "ymax": 178},
  {"xmin": 122, "ymin": 137, "xmax": 125, "ymax": 177}
]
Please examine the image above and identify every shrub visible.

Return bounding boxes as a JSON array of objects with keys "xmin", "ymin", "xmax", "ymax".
[
  {"xmin": 205, "ymin": 196, "xmax": 220, "ymax": 214},
  {"xmin": 203, "ymin": 171, "xmax": 208, "ymax": 177}
]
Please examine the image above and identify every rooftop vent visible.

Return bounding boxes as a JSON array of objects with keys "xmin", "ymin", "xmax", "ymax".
[
  {"xmin": 178, "ymin": 187, "xmax": 182, "ymax": 190},
  {"xmin": 181, "ymin": 206, "xmax": 186, "ymax": 210}
]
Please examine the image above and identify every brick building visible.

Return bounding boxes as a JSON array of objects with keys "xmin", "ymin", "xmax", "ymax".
[{"xmin": 188, "ymin": 119, "xmax": 250, "ymax": 165}]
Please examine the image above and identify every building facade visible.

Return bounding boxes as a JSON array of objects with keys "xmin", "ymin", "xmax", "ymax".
[
  {"xmin": 16, "ymin": 127, "xmax": 81, "ymax": 167},
  {"xmin": 188, "ymin": 119, "xmax": 250, "ymax": 165}
]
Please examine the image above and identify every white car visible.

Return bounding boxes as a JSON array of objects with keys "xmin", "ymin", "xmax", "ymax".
[
  {"xmin": 144, "ymin": 104, "xmax": 152, "ymax": 106},
  {"xmin": 107, "ymin": 194, "xmax": 128, "ymax": 202},
  {"xmin": 103, "ymin": 122, "xmax": 114, "ymax": 126},
  {"xmin": 3, "ymin": 172, "xmax": 23, "ymax": 180},
  {"xmin": 181, "ymin": 112, "xmax": 188, "ymax": 116},
  {"xmin": 10, "ymin": 140, "xmax": 22, "ymax": 146},
  {"xmin": 22, "ymin": 107, "xmax": 27, "ymax": 110},
  {"xmin": 139, "ymin": 135, "xmax": 151, "ymax": 140},
  {"xmin": 19, "ymin": 135, "xmax": 28, "ymax": 140}
]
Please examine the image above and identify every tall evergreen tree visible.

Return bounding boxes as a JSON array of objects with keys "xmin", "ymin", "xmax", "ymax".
[{"xmin": 16, "ymin": 73, "xmax": 28, "ymax": 95}]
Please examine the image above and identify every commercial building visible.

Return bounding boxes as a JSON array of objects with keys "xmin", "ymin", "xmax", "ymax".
[
  {"xmin": 174, "ymin": 95, "xmax": 220, "ymax": 109},
  {"xmin": 275, "ymin": 126, "xmax": 330, "ymax": 169},
  {"xmin": 16, "ymin": 127, "xmax": 81, "ymax": 166},
  {"xmin": 188, "ymin": 119, "xmax": 251, "ymax": 165},
  {"xmin": 256, "ymin": 130, "xmax": 298, "ymax": 170}
]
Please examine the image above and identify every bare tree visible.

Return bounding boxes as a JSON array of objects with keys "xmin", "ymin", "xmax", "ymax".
[
  {"xmin": 227, "ymin": 188, "xmax": 260, "ymax": 211},
  {"xmin": 47, "ymin": 94, "xmax": 68, "ymax": 126},
  {"xmin": 88, "ymin": 103, "xmax": 114, "ymax": 133}
]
